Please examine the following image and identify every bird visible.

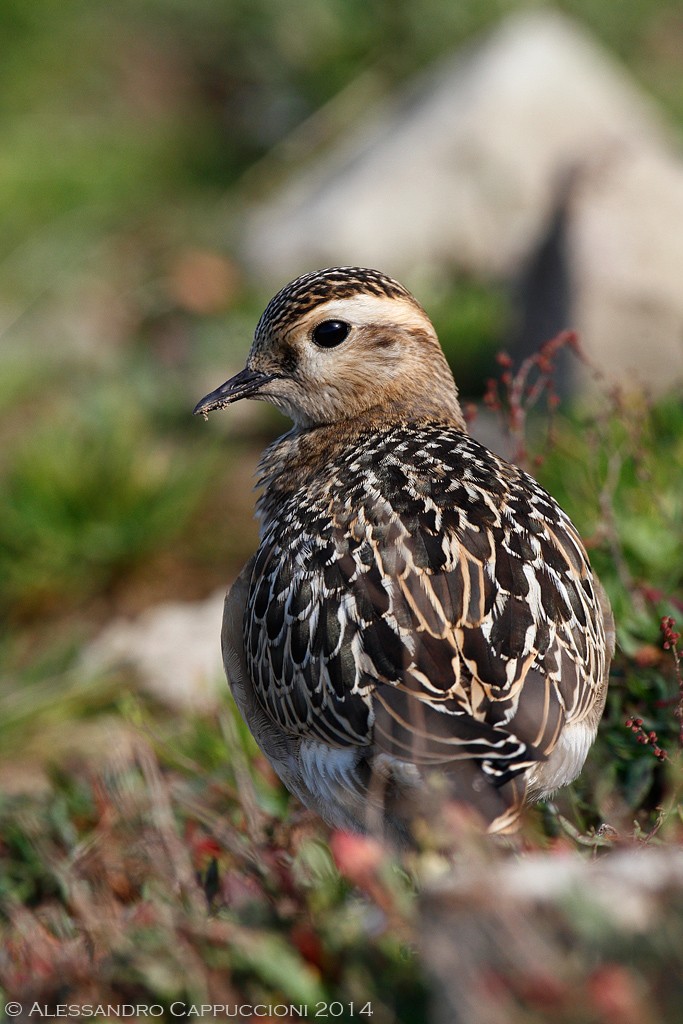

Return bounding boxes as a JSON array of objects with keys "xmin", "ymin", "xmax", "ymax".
[{"xmin": 194, "ymin": 266, "xmax": 614, "ymax": 841}]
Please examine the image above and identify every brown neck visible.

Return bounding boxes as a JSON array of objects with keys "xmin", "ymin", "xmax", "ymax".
[
  {"xmin": 360, "ymin": 390, "xmax": 466, "ymax": 432},
  {"xmin": 356, "ymin": 343, "xmax": 467, "ymax": 432}
]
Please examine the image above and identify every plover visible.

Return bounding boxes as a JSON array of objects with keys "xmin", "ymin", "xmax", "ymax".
[{"xmin": 195, "ymin": 267, "xmax": 614, "ymax": 839}]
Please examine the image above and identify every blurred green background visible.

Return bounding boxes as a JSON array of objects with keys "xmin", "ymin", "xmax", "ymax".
[
  {"xmin": 2, "ymin": 0, "xmax": 682, "ymax": 635},
  {"xmin": 1, "ymin": 0, "xmax": 683, "ymax": 1016}
]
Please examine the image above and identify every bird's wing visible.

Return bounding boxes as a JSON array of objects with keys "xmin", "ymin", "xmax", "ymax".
[
  {"xmin": 245, "ymin": 431, "xmax": 608, "ymax": 786},
  {"xmin": 222, "ymin": 557, "xmax": 306, "ymax": 794}
]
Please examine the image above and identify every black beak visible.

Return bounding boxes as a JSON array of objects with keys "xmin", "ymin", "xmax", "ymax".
[{"xmin": 193, "ymin": 367, "xmax": 276, "ymax": 418}]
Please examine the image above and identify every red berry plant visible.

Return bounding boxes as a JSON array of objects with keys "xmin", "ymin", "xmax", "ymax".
[
  {"xmin": 479, "ymin": 330, "xmax": 683, "ymax": 838},
  {"xmin": 481, "ymin": 329, "xmax": 582, "ymax": 468},
  {"xmin": 661, "ymin": 615, "xmax": 683, "ymax": 746}
]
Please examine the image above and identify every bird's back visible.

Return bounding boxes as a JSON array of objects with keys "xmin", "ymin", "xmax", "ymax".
[{"xmin": 233, "ymin": 419, "xmax": 611, "ymax": 836}]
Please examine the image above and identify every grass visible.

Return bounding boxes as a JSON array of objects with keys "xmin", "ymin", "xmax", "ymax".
[
  {"xmin": 0, "ymin": 702, "xmax": 428, "ymax": 1019},
  {"xmin": 0, "ymin": 388, "xmax": 212, "ymax": 621},
  {"xmin": 539, "ymin": 392, "xmax": 683, "ymax": 827},
  {"xmin": 477, "ymin": 339, "xmax": 683, "ymax": 833}
]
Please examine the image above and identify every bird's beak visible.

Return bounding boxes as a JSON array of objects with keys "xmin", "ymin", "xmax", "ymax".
[{"xmin": 193, "ymin": 367, "xmax": 276, "ymax": 418}]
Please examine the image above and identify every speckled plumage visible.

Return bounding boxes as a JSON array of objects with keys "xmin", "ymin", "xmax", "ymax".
[{"xmin": 195, "ymin": 267, "xmax": 614, "ymax": 839}]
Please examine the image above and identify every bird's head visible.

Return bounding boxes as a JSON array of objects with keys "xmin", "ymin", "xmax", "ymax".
[{"xmin": 194, "ymin": 267, "xmax": 465, "ymax": 430}]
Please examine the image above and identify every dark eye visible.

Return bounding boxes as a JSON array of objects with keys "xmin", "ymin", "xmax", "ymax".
[{"xmin": 312, "ymin": 320, "xmax": 350, "ymax": 348}]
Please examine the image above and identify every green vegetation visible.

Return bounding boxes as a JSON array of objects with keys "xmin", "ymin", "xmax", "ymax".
[
  {"xmin": 1, "ymin": 1, "xmax": 683, "ymax": 1021},
  {"xmin": 0, "ymin": 395, "xmax": 207, "ymax": 618}
]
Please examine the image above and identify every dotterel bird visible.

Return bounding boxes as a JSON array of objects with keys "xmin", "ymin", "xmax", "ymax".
[{"xmin": 195, "ymin": 267, "xmax": 614, "ymax": 840}]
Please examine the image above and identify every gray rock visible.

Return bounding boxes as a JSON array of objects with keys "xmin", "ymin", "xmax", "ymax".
[
  {"xmin": 82, "ymin": 590, "xmax": 227, "ymax": 712},
  {"xmin": 242, "ymin": 11, "xmax": 683, "ymax": 390},
  {"xmin": 421, "ymin": 844, "xmax": 683, "ymax": 1024},
  {"xmin": 569, "ymin": 146, "xmax": 683, "ymax": 390},
  {"xmin": 242, "ymin": 11, "xmax": 665, "ymax": 284}
]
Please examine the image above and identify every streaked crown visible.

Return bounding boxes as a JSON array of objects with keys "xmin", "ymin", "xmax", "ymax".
[{"xmin": 255, "ymin": 266, "xmax": 421, "ymax": 341}]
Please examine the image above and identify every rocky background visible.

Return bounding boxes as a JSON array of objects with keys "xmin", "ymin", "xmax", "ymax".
[{"xmin": 1, "ymin": 3, "xmax": 683, "ymax": 1021}]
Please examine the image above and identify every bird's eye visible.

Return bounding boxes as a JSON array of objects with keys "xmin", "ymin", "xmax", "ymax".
[{"xmin": 312, "ymin": 320, "xmax": 350, "ymax": 348}]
